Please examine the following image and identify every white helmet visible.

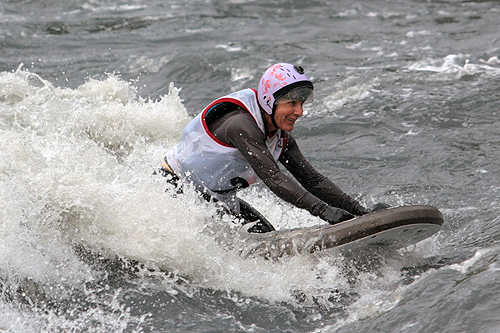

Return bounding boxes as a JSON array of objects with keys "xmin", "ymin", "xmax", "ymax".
[{"xmin": 257, "ymin": 63, "xmax": 314, "ymax": 116}]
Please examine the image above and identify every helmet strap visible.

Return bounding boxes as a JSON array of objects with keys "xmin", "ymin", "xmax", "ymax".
[{"xmin": 270, "ymin": 105, "xmax": 279, "ymax": 130}]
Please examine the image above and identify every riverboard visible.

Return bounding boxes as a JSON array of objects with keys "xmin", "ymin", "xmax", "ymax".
[{"xmin": 241, "ymin": 205, "xmax": 443, "ymax": 259}]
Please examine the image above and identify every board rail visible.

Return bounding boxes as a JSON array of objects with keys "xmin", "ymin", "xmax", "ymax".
[{"xmin": 241, "ymin": 205, "xmax": 443, "ymax": 259}]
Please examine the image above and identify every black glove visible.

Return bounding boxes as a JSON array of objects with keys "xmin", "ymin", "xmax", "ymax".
[
  {"xmin": 369, "ymin": 203, "xmax": 391, "ymax": 213},
  {"xmin": 339, "ymin": 193, "xmax": 369, "ymax": 216},
  {"xmin": 318, "ymin": 206, "xmax": 355, "ymax": 225},
  {"xmin": 354, "ymin": 204, "xmax": 371, "ymax": 215}
]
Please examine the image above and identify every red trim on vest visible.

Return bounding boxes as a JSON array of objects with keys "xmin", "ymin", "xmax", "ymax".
[
  {"xmin": 279, "ymin": 132, "xmax": 287, "ymax": 159},
  {"xmin": 200, "ymin": 89, "xmax": 286, "ymax": 159},
  {"xmin": 200, "ymin": 96, "xmax": 259, "ymax": 148}
]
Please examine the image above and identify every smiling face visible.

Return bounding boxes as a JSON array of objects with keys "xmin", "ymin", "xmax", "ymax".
[{"xmin": 266, "ymin": 100, "xmax": 305, "ymax": 132}]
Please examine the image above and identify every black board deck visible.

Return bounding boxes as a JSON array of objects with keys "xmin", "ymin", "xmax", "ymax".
[{"xmin": 241, "ymin": 205, "xmax": 444, "ymax": 259}]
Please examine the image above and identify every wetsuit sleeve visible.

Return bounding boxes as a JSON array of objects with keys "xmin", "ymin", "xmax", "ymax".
[
  {"xmin": 211, "ymin": 110, "xmax": 327, "ymax": 217},
  {"xmin": 279, "ymin": 134, "xmax": 367, "ymax": 215}
]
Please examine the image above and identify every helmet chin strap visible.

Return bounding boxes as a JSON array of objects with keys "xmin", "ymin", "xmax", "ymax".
[{"xmin": 270, "ymin": 106, "xmax": 279, "ymax": 130}]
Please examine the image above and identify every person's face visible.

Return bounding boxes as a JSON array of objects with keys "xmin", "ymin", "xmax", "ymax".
[{"xmin": 272, "ymin": 100, "xmax": 305, "ymax": 132}]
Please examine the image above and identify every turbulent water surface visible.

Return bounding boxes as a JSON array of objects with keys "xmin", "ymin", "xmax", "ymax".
[{"xmin": 1, "ymin": 0, "xmax": 500, "ymax": 332}]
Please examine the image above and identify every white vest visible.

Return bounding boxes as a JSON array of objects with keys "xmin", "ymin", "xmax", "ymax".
[{"xmin": 166, "ymin": 89, "xmax": 286, "ymax": 193}]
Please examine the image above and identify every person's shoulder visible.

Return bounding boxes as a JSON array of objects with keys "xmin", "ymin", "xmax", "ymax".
[
  {"xmin": 225, "ymin": 108, "xmax": 266, "ymax": 142},
  {"xmin": 227, "ymin": 108, "xmax": 260, "ymax": 130}
]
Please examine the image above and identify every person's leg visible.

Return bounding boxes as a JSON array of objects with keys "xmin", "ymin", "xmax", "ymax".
[
  {"xmin": 156, "ymin": 167, "xmax": 274, "ymax": 233},
  {"xmin": 238, "ymin": 198, "xmax": 275, "ymax": 233}
]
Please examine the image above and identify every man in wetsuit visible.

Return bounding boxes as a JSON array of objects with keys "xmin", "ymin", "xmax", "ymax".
[{"xmin": 162, "ymin": 63, "xmax": 372, "ymax": 233}]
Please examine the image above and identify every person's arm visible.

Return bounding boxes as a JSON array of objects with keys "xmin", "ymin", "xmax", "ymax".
[
  {"xmin": 279, "ymin": 134, "xmax": 369, "ymax": 216},
  {"xmin": 210, "ymin": 110, "xmax": 353, "ymax": 223}
]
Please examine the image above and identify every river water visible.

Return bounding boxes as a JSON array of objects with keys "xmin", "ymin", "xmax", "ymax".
[{"xmin": 1, "ymin": 0, "xmax": 500, "ymax": 332}]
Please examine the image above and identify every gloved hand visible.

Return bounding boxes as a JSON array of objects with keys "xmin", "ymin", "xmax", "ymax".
[
  {"xmin": 355, "ymin": 204, "xmax": 371, "ymax": 215},
  {"xmin": 339, "ymin": 193, "xmax": 370, "ymax": 216},
  {"xmin": 369, "ymin": 203, "xmax": 391, "ymax": 213},
  {"xmin": 319, "ymin": 206, "xmax": 354, "ymax": 225}
]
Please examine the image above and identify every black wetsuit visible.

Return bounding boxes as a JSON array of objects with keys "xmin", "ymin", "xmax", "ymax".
[{"xmin": 206, "ymin": 107, "xmax": 367, "ymax": 218}]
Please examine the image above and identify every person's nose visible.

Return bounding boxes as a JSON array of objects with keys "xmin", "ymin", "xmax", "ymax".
[{"xmin": 293, "ymin": 103, "xmax": 304, "ymax": 116}]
